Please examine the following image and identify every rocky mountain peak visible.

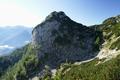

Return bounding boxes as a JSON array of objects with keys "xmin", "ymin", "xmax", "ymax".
[
  {"xmin": 45, "ymin": 11, "xmax": 69, "ymax": 22},
  {"xmin": 31, "ymin": 11, "xmax": 102, "ymax": 69}
]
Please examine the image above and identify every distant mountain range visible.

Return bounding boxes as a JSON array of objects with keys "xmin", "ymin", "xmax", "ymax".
[{"xmin": 0, "ymin": 26, "xmax": 32, "ymax": 55}]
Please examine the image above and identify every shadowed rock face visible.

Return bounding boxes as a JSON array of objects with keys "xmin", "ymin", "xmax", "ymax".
[{"xmin": 32, "ymin": 11, "xmax": 102, "ymax": 68}]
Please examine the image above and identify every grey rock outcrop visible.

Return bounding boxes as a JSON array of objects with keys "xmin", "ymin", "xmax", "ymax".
[{"xmin": 32, "ymin": 11, "xmax": 102, "ymax": 68}]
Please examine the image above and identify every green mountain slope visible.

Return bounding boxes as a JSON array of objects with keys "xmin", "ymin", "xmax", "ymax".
[
  {"xmin": 1, "ymin": 44, "xmax": 40, "ymax": 80},
  {"xmin": 54, "ymin": 55, "xmax": 120, "ymax": 80},
  {"xmin": 0, "ymin": 44, "xmax": 29, "ymax": 77}
]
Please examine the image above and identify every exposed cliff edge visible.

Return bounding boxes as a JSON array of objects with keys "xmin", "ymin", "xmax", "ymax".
[{"xmin": 32, "ymin": 11, "xmax": 102, "ymax": 68}]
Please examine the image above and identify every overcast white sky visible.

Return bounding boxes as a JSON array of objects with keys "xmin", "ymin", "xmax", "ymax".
[{"xmin": 0, "ymin": 0, "xmax": 120, "ymax": 27}]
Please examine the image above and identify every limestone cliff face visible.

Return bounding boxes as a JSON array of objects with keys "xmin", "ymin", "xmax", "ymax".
[{"xmin": 32, "ymin": 11, "xmax": 101, "ymax": 67}]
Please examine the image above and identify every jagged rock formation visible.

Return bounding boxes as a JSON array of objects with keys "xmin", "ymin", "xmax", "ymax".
[{"xmin": 32, "ymin": 11, "xmax": 102, "ymax": 68}]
